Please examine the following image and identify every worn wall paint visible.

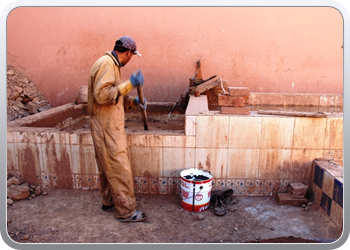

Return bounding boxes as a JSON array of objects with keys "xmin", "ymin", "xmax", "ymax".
[{"xmin": 7, "ymin": 7, "xmax": 343, "ymax": 107}]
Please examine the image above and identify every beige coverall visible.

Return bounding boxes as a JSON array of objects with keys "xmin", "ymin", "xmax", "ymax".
[{"xmin": 88, "ymin": 51, "xmax": 136, "ymax": 219}]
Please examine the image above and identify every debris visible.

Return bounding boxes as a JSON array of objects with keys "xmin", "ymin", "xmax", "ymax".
[
  {"xmin": 7, "ymin": 173, "xmax": 45, "ymax": 201},
  {"xmin": 7, "ymin": 185, "xmax": 30, "ymax": 201},
  {"xmin": 7, "ymin": 65, "xmax": 52, "ymax": 122},
  {"xmin": 195, "ymin": 213, "xmax": 205, "ymax": 221},
  {"xmin": 7, "ymin": 177, "xmax": 20, "ymax": 187}
]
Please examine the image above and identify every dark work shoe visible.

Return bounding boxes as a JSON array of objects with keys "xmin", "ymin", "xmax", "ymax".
[{"xmin": 102, "ymin": 204, "xmax": 115, "ymax": 212}]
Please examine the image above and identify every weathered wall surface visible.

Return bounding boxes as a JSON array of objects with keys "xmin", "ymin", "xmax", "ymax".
[{"xmin": 7, "ymin": 7, "xmax": 343, "ymax": 107}]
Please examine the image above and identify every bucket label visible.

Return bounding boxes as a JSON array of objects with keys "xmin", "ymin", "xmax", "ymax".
[{"xmin": 195, "ymin": 194, "xmax": 203, "ymax": 201}]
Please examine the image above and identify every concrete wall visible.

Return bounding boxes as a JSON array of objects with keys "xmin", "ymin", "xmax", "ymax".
[{"xmin": 7, "ymin": 7, "xmax": 343, "ymax": 107}]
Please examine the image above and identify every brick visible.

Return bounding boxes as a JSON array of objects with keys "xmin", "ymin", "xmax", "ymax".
[
  {"xmin": 220, "ymin": 107, "xmax": 250, "ymax": 115},
  {"xmin": 218, "ymin": 94, "xmax": 249, "ymax": 107},
  {"xmin": 228, "ymin": 87, "xmax": 250, "ymax": 96},
  {"xmin": 288, "ymin": 183, "xmax": 308, "ymax": 199},
  {"xmin": 277, "ymin": 193, "xmax": 308, "ymax": 206}
]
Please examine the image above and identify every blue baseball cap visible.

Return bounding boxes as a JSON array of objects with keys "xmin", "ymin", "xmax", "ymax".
[{"xmin": 115, "ymin": 36, "xmax": 141, "ymax": 57}]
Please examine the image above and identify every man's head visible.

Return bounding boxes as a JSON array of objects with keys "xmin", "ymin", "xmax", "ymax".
[{"xmin": 113, "ymin": 36, "xmax": 141, "ymax": 66}]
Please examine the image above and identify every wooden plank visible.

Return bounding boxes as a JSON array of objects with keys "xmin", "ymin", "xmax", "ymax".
[
  {"xmin": 190, "ymin": 77, "xmax": 221, "ymax": 94},
  {"xmin": 258, "ymin": 109, "xmax": 327, "ymax": 117}
]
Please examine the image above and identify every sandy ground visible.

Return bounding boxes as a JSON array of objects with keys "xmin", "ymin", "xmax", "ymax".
[{"xmin": 5, "ymin": 188, "xmax": 342, "ymax": 246}]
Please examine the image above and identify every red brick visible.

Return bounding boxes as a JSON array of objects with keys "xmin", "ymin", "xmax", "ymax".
[
  {"xmin": 220, "ymin": 107, "xmax": 250, "ymax": 115},
  {"xmin": 218, "ymin": 94, "xmax": 249, "ymax": 107},
  {"xmin": 228, "ymin": 87, "xmax": 250, "ymax": 96},
  {"xmin": 277, "ymin": 193, "xmax": 308, "ymax": 206}
]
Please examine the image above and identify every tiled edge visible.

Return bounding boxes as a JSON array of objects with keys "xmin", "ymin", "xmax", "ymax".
[{"xmin": 310, "ymin": 159, "xmax": 343, "ymax": 229}]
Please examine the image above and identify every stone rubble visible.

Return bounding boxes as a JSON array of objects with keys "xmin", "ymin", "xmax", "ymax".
[
  {"xmin": 7, "ymin": 65, "xmax": 52, "ymax": 122},
  {"xmin": 6, "ymin": 174, "xmax": 48, "ymax": 205}
]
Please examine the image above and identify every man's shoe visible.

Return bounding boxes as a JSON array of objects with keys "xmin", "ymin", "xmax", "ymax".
[{"xmin": 102, "ymin": 204, "xmax": 115, "ymax": 212}]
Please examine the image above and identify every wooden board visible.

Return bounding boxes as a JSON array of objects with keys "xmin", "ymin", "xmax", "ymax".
[
  {"xmin": 258, "ymin": 109, "xmax": 327, "ymax": 117},
  {"xmin": 190, "ymin": 77, "xmax": 221, "ymax": 94}
]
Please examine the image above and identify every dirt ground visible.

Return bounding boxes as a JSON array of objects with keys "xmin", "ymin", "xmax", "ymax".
[{"xmin": 6, "ymin": 189, "xmax": 342, "ymax": 245}]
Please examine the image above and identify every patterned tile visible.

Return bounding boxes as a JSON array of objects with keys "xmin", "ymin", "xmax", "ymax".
[
  {"xmin": 245, "ymin": 179, "xmax": 255, "ymax": 195},
  {"xmin": 322, "ymin": 171, "xmax": 335, "ymax": 198},
  {"xmin": 330, "ymin": 201, "xmax": 343, "ymax": 229},
  {"xmin": 321, "ymin": 192, "xmax": 332, "ymax": 215},
  {"xmin": 41, "ymin": 172, "xmax": 50, "ymax": 188},
  {"xmin": 333, "ymin": 179, "xmax": 343, "ymax": 208},
  {"xmin": 313, "ymin": 164, "xmax": 324, "ymax": 188},
  {"xmin": 159, "ymin": 185, "xmax": 167, "ymax": 194}
]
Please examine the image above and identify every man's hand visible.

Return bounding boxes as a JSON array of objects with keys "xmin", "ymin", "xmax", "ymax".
[
  {"xmin": 133, "ymin": 96, "xmax": 147, "ymax": 110},
  {"xmin": 130, "ymin": 69, "xmax": 144, "ymax": 87},
  {"xmin": 118, "ymin": 69, "xmax": 144, "ymax": 96}
]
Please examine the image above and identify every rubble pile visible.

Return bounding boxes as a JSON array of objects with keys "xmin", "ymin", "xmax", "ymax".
[
  {"xmin": 7, "ymin": 173, "xmax": 48, "ymax": 206},
  {"xmin": 7, "ymin": 65, "xmax": 52, "ymax": 122}
]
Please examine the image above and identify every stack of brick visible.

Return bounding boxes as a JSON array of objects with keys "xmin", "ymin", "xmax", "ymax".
[
  {"xmin": 218, "ymin": 87, "xmax": 250, "ymax": 115},
  {"xmin": 277, "ymin": 182, "xmax": 309, "ymax": 206}
]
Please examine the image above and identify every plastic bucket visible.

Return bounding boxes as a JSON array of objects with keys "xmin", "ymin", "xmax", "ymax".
[{"xmin": 180, "ymin": 168, "xmax": 213, "ymax": 212}]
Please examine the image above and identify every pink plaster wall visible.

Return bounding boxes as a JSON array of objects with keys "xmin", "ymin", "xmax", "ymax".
[{"xmin": 7, "ymin": 7, "xmax": 343, "ymax": 107}]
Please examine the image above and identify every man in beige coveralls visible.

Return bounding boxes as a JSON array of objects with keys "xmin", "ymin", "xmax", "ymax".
[{"xmin": 88, "ymin": 36, "xmax": 146, "ymax": 222}]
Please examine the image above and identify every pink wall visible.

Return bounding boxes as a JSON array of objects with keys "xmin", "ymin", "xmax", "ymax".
[{"xmin": 7, "ymin": 7, "xmax": 343, "ymax": 107}]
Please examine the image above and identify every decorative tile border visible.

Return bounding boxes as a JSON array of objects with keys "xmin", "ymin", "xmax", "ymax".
[{"xmin": 8, "ymin": 171, "xmax": 312, "ymax": 198}]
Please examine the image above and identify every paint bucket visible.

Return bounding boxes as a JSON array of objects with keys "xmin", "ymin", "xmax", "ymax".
[{"xmin": 180, "ymin": 168, "xmax": 213, "ymax": 212}]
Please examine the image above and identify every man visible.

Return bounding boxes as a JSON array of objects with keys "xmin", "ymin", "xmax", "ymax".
[{"xmin": 88, "ymin": 36, "xmax": 146, "ymax": 222}]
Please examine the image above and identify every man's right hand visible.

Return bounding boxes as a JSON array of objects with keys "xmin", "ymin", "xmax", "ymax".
[{"xmin": 129, "ymin": 69, "xmax": 144, "ymax": 87}]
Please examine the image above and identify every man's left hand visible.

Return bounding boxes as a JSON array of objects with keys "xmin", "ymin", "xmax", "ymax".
[{"xmin": 134, "ymin": 96, "xmax": 147, "ymax": 110}]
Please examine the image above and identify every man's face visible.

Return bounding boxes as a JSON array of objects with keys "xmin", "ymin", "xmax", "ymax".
[{"xmin": 121, "ymin": 51, "xmax": 134, "ymax": 67}]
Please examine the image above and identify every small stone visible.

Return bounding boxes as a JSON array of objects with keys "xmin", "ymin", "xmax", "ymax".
[
  {"xmin": 21, "ymin": 235, "xmax": 29, "ymax": 240},
  {"xmin": 42, "ymin": 191, "xmax": 48, "ymax": 196},
  {"xmin": 302, "ymin": 204, "xmax": 307, "ymax": 208},
  {"xmin": 7, "ymin": 70, "xmax": 15, "ymax": 76},
  {"xmin": 307, "ymin": 202, "xmax": 313, "ymax": 206},
  {"xmin": 15, "ymin": 231, "xmax": 19, "ymax": 236},
  {"xmin": 195, "ymin": 213, "xmax": 205, "ymax": 221},
  {"xmin": 228, "ymin": 207, "xmax": 238, "ymax": 212},
  {"xmin": 7, "ymin": 199, "xmax": 14, "ymax": 205},
  {"xmin": 31, "ymin": 194, "xmax": 36, "ymax": 198},
  {"xmin": 234, "ymin": 227, "xmax": 239, "ymax": 231},
  {"xmin": 7, "ymin": 177, "xmax": 20, "ymax": 187},
  {"xmin": 34, "ymin": 189, "xmax": 41, "ymax": 196},
  {"xmin": 7, "ymin": 185, "xmax": 30, "ymax": 200}
]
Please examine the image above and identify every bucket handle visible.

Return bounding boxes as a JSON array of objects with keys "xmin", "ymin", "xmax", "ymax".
[{"xmin": 180, "ymin": 185, "xmax": 204, "ymax": 200}]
